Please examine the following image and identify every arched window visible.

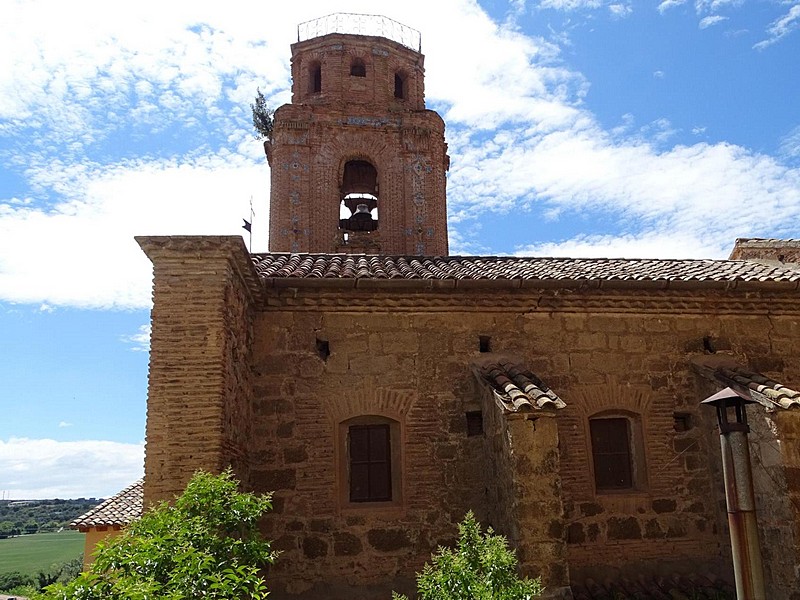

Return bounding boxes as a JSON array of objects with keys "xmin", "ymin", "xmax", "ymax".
[
  {"xmin": 394, "ymin": 72, "xmax": 406, "ymax": 99},
  {"xmin": 350, "ymin": 58, "xmax": 366, "ymax": 77},
  {"xmin": 338, "ymin": 416, "xmax": 402, "ymax": 507},
  {"xmin": 589, "ymin": 411, "xmax": 647, "ymax": 492},
  {"xmin": 309, "ymin": 63, "xmax": 322, "ymax": 94},
  {"xmin": 339, "ymin": 160, "xmax": 379, "ymax": 234}
]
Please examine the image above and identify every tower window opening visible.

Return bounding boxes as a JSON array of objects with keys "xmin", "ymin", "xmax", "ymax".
[
  {"xmin": 394, "ymin": 73, "xmax": 406, "ymax": 99},
  {"xmin": 310, "ymin": 63, "xmax": 322, "ymax": 94},
  {"xmin": 350, "ymin": 58, "xmax": 366, "ymax": 77},
  {"xmin": 339, "ymin": 160, "xmax": 379, "ymax": 233}
]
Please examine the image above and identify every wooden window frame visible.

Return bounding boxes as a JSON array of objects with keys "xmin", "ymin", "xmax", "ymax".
[
  {"xmin": 337, "ymin": 415, "xmax": 403, "ymax": 511},
  {"xmin": 348, "ymin": 423, "xmax": 391, "ymax": 502},
  {"xmin": 588, "ymin": 412, "xmax": 648, "ymax": 494}
]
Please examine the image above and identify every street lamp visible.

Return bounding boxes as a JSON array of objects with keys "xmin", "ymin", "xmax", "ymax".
[{"xmin": 701, "ymin": 387, "xmax": 766, "ymax": 600}]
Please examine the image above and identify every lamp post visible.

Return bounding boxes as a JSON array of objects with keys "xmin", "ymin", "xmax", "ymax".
[{"xmin": 701, "ymin": 387, "xmax": 766, "ymax": 600}]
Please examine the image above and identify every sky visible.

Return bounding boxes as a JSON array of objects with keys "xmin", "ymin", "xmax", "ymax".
[{"xmin": 1, "ymin": 0, "xmax": 799, "ymax": 499}]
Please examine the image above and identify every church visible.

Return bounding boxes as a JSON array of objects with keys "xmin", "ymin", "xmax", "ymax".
[{"xmin": 107, "ymin": 14, "xmax": 800, "ymax": 600}]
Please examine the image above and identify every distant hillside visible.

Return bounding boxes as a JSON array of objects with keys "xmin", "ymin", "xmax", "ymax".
[{"xmin": 0, "ymin": 498, "xmax": 103, "ymax": 537}]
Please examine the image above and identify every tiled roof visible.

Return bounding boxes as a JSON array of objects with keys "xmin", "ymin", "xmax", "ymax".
[
  {"xmin": 71, "ymin": 479, "xmax": 143, "ymax": 530},
  {"xmin": 475, "ymin": 362, "xmax": 566, "ymax": 413},
  {"xmin": 692, "ymin": 357, "xmax": 800, "ymax": 410},
  {"xmin": 252, "ymin": 253, "xmax": 800, "ymax": 285}
]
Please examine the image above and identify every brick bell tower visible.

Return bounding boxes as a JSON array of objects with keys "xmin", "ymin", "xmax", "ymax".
[{"xmin": 266, "ymin": 14, "xmax": 449, "ymax": 255}]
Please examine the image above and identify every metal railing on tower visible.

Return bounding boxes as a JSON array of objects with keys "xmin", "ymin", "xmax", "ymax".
[{"xmin": 297, "ymin": 13, "xmax": 422, "ymax": 52}]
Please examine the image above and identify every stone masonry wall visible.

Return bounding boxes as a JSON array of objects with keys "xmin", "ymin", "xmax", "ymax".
[{"xmin": 251, "ymin": 285, "xmax": 800, "ymax": 596}]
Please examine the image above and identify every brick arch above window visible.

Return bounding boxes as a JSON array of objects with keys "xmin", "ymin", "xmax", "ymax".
[
  {"xmin": 323, "ymin": 387, "xmax": 415, "ymax": 425},
  {"xmin": 568, "ymin": 382, "xmax": 653, "ymax": 418}
]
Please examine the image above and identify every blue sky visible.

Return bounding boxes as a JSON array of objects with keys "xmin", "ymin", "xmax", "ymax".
[{"xmin": 1, "ymin": 0, "xmax": 799, "ymax": 498}]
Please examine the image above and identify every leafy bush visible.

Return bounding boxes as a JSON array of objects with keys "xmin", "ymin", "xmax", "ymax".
[
  {"xmin": 394, "ymin": 511, "xmax": 543, "ymax": 600},
  {"xmin": 37, "ymin": 469, "xmax": 276, "ymax": 600},
  {"xmin": 0, "ymin": 570, "xmax": 34, "ymax": 591}
]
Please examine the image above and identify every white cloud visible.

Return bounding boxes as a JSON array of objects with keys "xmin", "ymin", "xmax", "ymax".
[
  {"xmin": 780, "ymin": 126, "xmax": 800, "ymax": 163},
  {"xmin": 609, "ymin": 3, "xmax": 633, "ymax": 18},
  {"xmin": 515, "ymin": 230, "xmax": 730, "ymax": 259},
  {"xmin": 0, "ymin": 437, "xmax": 144, "ymax": 499},
  {"xmin": 699, "ymin": 15, "xmax": 728, "ymax": 28},
  {"xmin": 754, "ymin": 3, "xmax": 800, "ymax": 49},
  {"xmin": 0, "ymin": 150, "xmax": 269, "ymax": 309},
  {"xmin": 658, "ymin": 0, "xmax": 687, "ymax": 14},
  {"xmin": 537, "ymin": 0, "xmax": 603, "ymax": 10},
  {"xmin": 58, "ymin": 421, "xmax": 73, "ymax": 428},
  {"xmin": 122, "ymin": 324, "xmax": 151, "ymax": 352}
]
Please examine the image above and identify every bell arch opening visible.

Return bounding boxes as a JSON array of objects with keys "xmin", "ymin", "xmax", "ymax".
[{"xmin": 339, "ymin": 160, "xmax": 379, "ymax": 234}]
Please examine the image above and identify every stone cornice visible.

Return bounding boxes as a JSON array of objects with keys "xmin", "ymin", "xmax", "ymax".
[
  {"xmin": 136, "ymin": 235, "xmax": 265, "ymax": 305},
  {"xmin": 260, "ymin": 275, "xmax": 800, "ymax": 293},
  {"xmin": 259, "ymin": 286, "xmax": 800, "ymax": 315}
]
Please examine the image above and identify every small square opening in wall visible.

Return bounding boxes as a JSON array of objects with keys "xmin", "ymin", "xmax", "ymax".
[
  {"xmin": 479, "ymin": 336, "xmax": 491, "ymax": 353},
  {"xmin": 673, "ymin": 412, "xmax": 693, "ymax": 432},
  {"xmin": 316, "ymin": 338, "xmax": 330, "ymax": 361},
  {"xmin": 466, "ymin": 411, "xmax": 484, "ymax": 436}
]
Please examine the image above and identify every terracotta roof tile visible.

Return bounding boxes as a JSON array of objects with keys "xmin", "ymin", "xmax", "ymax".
[
  {"xmin": 692, "ymin": 357, "xmax": 800, "ymax": 410},
  {"xmin": 475, "ymin": 362, "xmax": 566, "ymax": 413},
  {"xmin": 252, "ymin": 253, "xmax": 800, "ymax": 284},
  {"xmin": 71, "ymin": 479, "xmax": 143, "ymax": 530}
]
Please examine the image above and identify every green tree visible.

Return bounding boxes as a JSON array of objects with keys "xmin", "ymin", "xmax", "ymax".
[
  {"xmin": 38, "ymin": 469, "xmax": 276, "ymax": 600},
  {"xmin": 251, "ymin": 88, "xmax": 274, "ymax": 140},
  {"xmin": 0, "ymin": 519, "xmax": 15, "ymax": 537},
  {"xmin": 394, "ymin": 511, "xmax": 543, "ymax": 600},
  {"xmin": 24, "ymin": 518, "xmax": 39, "ymax": 534}
]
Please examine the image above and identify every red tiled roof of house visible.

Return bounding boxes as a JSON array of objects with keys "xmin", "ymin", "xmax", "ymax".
[
  {"xmin": 251, "ymin": 254, "xmax": 800, "ymax": 285},
  {"xmin": 71, "ymin": 479, "xmax": 143, "ymax": 530}
]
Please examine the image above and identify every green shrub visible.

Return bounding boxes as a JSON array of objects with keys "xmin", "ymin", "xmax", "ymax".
[
  {"xmin": 394, "ymin": 511, "xmax": 543, "ymax": 600},
  {"xmin": 0, "ymin": 570, "xmax": 34, "ymax": 591},
  {"xmin": 37, "ymin": 469, "xmax": 275, "ymax": 600}
]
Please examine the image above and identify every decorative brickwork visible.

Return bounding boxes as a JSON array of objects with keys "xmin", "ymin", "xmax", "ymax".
[{"xmin": 268, "ymin": 33, "xmax": 449, "ymax": 255}]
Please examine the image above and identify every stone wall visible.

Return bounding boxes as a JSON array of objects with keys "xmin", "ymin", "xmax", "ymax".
[
  {"xmin": 729, "ymin": 238, "xmax": 800, "ymax": 266},
  {"xmin": 252, "ymin": 283, "xmax": 800, "ymax": 596},
  {"xmin": 139, "ymin": 241, "xmax": 800, "ymax": 596}
]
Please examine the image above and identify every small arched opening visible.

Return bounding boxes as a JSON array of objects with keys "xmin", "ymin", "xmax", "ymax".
[
  {"xmin": 350, "ymin": 58, "xmax": 366, "ymax": 77},
  {"xmin": 394, "ymin": 72, "xmax": 406, "ymax": 99},
  {"xmin": 309, "ymin": 63, "xmax": 322, "ymax": 94},
  {"xmin": 339, "ymin": 160, "xmax": 379, "ymax": 234}
]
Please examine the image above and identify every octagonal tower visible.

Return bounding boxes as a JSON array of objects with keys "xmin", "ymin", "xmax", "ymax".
[{"xmin": 266, "ymin": 14, "xmax": 450, "ymax": 255}]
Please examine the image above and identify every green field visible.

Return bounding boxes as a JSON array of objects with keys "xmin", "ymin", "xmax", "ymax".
[{"xmin": 0, "ymin": 531, "xmax": 83, "ymax": 576}]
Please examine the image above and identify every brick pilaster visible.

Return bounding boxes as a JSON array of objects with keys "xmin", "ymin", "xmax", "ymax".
[{"xmin": 137, "ymin": 236, "xmax": 263, "ymax": 505}]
